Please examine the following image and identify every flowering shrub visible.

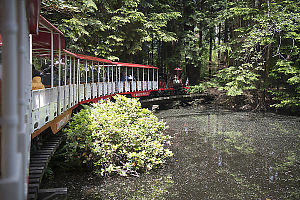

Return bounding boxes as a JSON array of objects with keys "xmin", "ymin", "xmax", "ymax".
[{"xmin": 64, "ymin": 95, "xmax": 173, "ymax": 176}]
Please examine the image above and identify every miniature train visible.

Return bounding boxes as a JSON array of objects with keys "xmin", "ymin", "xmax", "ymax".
[{"xmin": 0, "ymin": 1, "xmax": 186, "ymax": 200}]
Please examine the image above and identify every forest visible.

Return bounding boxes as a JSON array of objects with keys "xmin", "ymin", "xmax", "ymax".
[{"xmin": 42, "ymin": 0, "xmax": 299, "ymax": 113}]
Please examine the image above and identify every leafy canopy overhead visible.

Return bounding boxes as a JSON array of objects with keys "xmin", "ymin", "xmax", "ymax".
[{"xmin": 41, "ymin": 0, "xmax": 181, "ymax": 61}]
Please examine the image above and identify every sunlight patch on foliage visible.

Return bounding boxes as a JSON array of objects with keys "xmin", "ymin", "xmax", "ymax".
[{"xmin": 63, "ymin": 95, "xmax": 173, "ymax": 176}]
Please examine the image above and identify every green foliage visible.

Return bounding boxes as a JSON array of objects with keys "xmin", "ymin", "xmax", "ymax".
[
  {"xmin": 209, "ymin": 0, "xmax": 300, "ymax": 109},
  {"xmin": 41, "ymin": 0, "xmax": 181, "ymax": 61},
  {"xmin": 41, "ymin": 0, "xmax": 300, "ymax": 110},
  {"xmin": 213, "ymin": 66, "xmax": 259, "ymax": 96},
  {"xmin": 188, "ymin": 84, "xmax": 206, "ymax": 94},
  {"xmin": 63, "ymin": 95, "xmax": 173, "ymax": 176}
]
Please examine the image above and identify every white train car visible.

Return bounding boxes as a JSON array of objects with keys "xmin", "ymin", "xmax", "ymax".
[
  {"xmin": 0, "ymin": 1, "xmax": 163, "ymax": 200},
  {"xmin": 0, "ymin": 0, "xmax": 41, "ymax": 199}
]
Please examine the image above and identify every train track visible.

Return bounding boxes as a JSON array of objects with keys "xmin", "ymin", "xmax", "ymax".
[{"xmin": 28, "ymin": 134, "xmax": 66, "ymax": 200}]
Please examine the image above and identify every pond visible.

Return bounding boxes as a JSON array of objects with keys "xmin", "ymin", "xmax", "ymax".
[{"xmin": 42, "ymin": 105, "xmax": 300, "ymax": 199}]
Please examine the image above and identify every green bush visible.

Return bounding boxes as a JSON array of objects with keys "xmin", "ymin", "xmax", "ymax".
[
  {"xmin": 64, "ymin": 95, "xmax": 173, "ymax": 176},
  {"xmin": 188, "ymin": 82, "xmax": 217, "ymax": 94},
  {"xmin": 188, "ymin": 84, "xmax": 206, "ymax": 94}
]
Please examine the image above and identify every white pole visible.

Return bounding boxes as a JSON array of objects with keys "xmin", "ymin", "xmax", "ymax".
[
  {"xmin": 69, "ymin": 56, "xmax": 72, "ymax": 106},
  {"xmin": 118, "ymin": 66, "xmax": 120, "ymax": 90},
  {"xmin": 17, "ymin": 0, "xmax": 29, "ymax": 199},
  {"xmin": 29, "ymin": 34, "xmax": 32, "ymax": 67},
  {"xmin": 64, "ymin": 54, "xmax": 67, "ymax": 86},
  {"xmin": 1, "ymin": 0, "xmax": 23, "ymax": 199},
  {"xmin": 29, "ymin": 34, "xmax": 33, "ymax": 129},
  {"xmin": 152, "ymin": 68, "xmax": 154, "ymax": 89},
  {"xmin": 85, "ymin": 60, "xmax": 88, "ymax": 84},
  {"xmin": 102, "ymin": 63, "xmax": 105, "ymax": 82},
  {"xmin": 143, "ymin": 68, "xmax": 145, "ymax": 90},
  {"xmin": 91, "ymin": 61, "xmax": 94, "ymax": 83},
  {"xmin": 73, "ymin": 57, "xmax": 76, "ymax": 84},
  {"xmin": 137, "ymin": 68, "xmax": 139, "ymax": 91},
  {"xmin": 112, "ymin": 65, "xmax": 114, "ymax": 83},
  {"xmin": 78, "ymin": 58, "xmax": 80, "ymax": 103},
  {"xmin": 131, "ymin": 67, "xmax": 134, "ymax": 91},
  {"xmin": 69, "ymin": 56, "xmax": 72, "ymax": 85},
  {"xmin": 51, "ymin": 30, "xmax": 54, "ymax": 88},
  {"xmin": 58, "ymin": 35, "xmax": 61, "ymax": 115},
  {"xmin": 111, "ymin": 65, "xmax": 115, "ymax": 93},
  {"xmin": 98, "ymin": 62, "xmax": 100, "ymax": 83},
  {"xmin": 78, "ymin": 59, "xmax": 80, "ymax": 85},
  {"xmin": 58, "ymin": 35, "xmax": 61, "ymax": 87},
  {"xmin": 1, "ymin": 0, "xmax": 19, "ymax": 178},
  {"xmin": 148, "ymin": 68, "xmax": 150, "ymax": 89},
  {"xmin": 108, "ymin": 65, "xmax": 110, "ymax": 83}
]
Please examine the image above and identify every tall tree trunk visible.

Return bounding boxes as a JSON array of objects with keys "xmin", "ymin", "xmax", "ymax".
[
  {"xmin": 224, "ymin": 19, "xmax": 229, "ymax": 67},
  {"xmin": 208, "ymin": 27, "xmax": 213, "ymax": 78},
  {"xmin": 261, "ymin": 0, "xmax": 271, "ymax": 110},
  {"xmin": 198, "ymin": 0, "xmax": 203, "ymax": 80},
  {"xmin": 217, "ymin": 23, "xmax": 221, "ymax": 69}
]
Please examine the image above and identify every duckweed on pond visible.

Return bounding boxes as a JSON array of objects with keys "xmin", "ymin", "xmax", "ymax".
[{"xmin": 42, "ymin": 105, "xmax": 300, "ymax": 199}]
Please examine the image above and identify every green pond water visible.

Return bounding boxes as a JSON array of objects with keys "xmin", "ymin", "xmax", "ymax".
[{"xmin": 42, "ymin": 105, "xmax": 300, "ymax": 200}]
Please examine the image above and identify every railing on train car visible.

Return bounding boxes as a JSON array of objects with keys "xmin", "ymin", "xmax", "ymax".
[{"xmin": 31, "ymin": 57, "xmax": 160, "ymax": 134}]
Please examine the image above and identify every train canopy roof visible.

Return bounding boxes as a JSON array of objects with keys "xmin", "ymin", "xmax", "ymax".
[
  {"xmin": 32, "ymin": 16, "xmax": 65, "ymax": 54},
  {"xmin": 63, "ymin": 49, "xmax": 79, "ymax": 58},
  {"xmin": 0, "ymin": 0, "xmax": 41, "ymax": 46},
  {"xmin": 113, "ymin": 62, "xmax": 158, "ymax": 69},
  {"xmin": 75, "ymin": 53, "xmax": 113, "ymax": 64},
  {"xmin": 26, "ymin": 0, "xmax": 41, "ymax": 34}
]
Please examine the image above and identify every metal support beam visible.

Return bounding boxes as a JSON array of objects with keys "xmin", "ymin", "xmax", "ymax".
[
  {"xmin": 50, "ymin": 30, "xmax": 54, "ymax": 88},
  {"xmin": 0, "ymin": 0, "xmax": 23, "ymax": 199},
  {"xmin": 58, "ymin": 36, "xmax": 61, "ymax": 87},
  {"xmin": 73, "ymin": 57, "xmax": 76, "ymax": 85},
  {"xmin": 102, "ymin": 64, "xmax": 105, "ymax": 82},
  {"xmin": 64, "ymin": 54, "xmax": 67, "ymax": 86},
  {"xmin": 85, "ymin": 60, "xmax": 88, "ymax": 84},
  {"xmin": 57, "ymin": 35, "xmax": 61, "ymax": 115},
  {"xmin": 17, "ymin": 1, "xmax": 30, "ymax": 199},
  {"xmin": 69, "ymin": 56, "xmax": 72, "ymax": 85},
  {"xmin": 132, "ymin": 67, "xmax": 134, "ymax": 91},
  {"xmin": 108, "ymin": 66, "xmax": 110, "ymax": 83},
  {"xmin": 78, "ymin": 59, "xmax": 80, "ymax": 85},
  {"xmin": 97, "ymin": 62, "xmax": 100, "ymax": 83},
  {"xmin": 77, "ymin": 59, "xmax": 80, "ymax": 102},
  {"xmin": 143, "ymin": 68, "xmax": 144, "ymax": 84},
  {"xmin": 118, "ymin": 66, "xmax": 120, "ymax": 88}
]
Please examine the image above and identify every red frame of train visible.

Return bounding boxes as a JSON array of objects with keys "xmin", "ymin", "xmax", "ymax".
[
  {"xmin": 0, "ymin": 15, "xmax": 182, "ymax": 138},
  {"xmin": 0, "ymin": 2, "xmax": 186, "ymax": 199}
]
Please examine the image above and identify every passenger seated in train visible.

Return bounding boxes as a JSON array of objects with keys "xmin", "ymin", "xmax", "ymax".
[
  {"xmin": 128, "ymin": 74, "xmax": 134, "ymax": 81},
  {"xmin": 32, "ymin": 65, "xmax": 45, "ymax": 90},
  {"xmin": 41, "ymin": 62, "xmax": 59, "ymax": 87},
  {"xmin": 121, "ymin": 72, "xmax": 129, "ymax": 81}
]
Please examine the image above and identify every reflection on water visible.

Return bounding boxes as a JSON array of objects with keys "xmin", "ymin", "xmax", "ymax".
[{"xmin": 43, "ymin": 106, "xmax": 300, "ymax": 199}]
